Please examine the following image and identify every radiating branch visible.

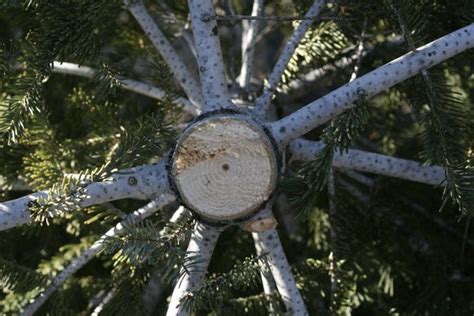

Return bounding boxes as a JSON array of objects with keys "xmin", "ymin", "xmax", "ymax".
[
  {"xmin": 123, "ymin": 0, "xmax": 203, "ymax": 108},
  {"xmin": 238, "ymin": 0, "xmax": 264, "ymax": 89},
  {"xmin": 327, "ymin": 170, "xmax": 337, "ymax": 307},
  {"xmin": 20, "ymin": 195, "xmax": 176, "ymax": 316},
  {"xmin": 252, "ymin": 233, "xmax": 278, "ymax": 314},
  {"xmin": 188, "ymin": 0, "xmax": 232, "ymax": 112},
  {"xmin": 253, "ymin": 0, "xmax": 326, "ymax": 117},
  {"xmin": 142, "ymin": 206, "xmax": 190, "ymax": 314},
  {"xmin": 284, "ymin": 38, "xmax": 404, "ymax": 97},
  {"xmin": 252, "ymin": 229, "xmax": 307, "ymax": 315},
  {"xmin": 51, "ymin": 61, "xmax": 199, "ymax": 116},
  {"xmin": 271, "ymin": 24, "xmax": 474, "ymax": 144},
  {"xmin": 166, "ymin": 222, "xmax": 226, "ymax": 316},
  {"xmin": 289, "ymin": 139, "xmax": 445, "ymax": 186},
  {"xmin": 0, "ymin": 160, "xmax": 171, "ymax": 231}
]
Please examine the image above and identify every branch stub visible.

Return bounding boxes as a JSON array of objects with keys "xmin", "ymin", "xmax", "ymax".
[{"xmin": 170, "ymin": 115, "xmax": 278, "ymax": 222}]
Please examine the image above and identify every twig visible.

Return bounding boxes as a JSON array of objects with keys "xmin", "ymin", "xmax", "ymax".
[
  {"xmin": 90, "ymin": 289, "xmax": 115, "ymax": 316},
  {"xmin": 253, "ymin": 0, "xmax": 326, "ymax": 117},
  {"xmin": 271, "ymin": 24, "xmax": 474, "ymax": 144},
  {"xmin": 238, "ymin": 0, "xmax": 264, "ymax": 89},
  {"xmin": 327, "ymin": 170, "xmax": 337, "ymax": 307},
  {"xmin": 284, "ymin": 38, "xmax": 403, "ymax": 95},
  {"xmin": 21, "ymin": 195, "xmax": 176, "ymax": 316},
  {"xmin": 51, "ymin": 61, "xmax": 199, "ymax": 116},
  {"xmin": 142, "ymin": 206, "xmax": 189, "ymax": 314},
  {"xmin": 123, "ymin": 0, "xmax": 203, "ymax": 108},
  {"xmin": 203, "ymin": 14, "xmax": 346, "ymax": 23}
]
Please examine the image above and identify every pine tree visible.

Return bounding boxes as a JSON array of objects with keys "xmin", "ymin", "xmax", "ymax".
[{"xmin": 1, "ymin": 0, "xmax": 473, "ymax": 315}]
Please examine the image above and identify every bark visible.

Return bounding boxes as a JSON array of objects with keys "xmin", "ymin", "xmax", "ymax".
[
  {"xmin": 289, "ymin": 139, "xmax": 445, "ymax": 186},
  {"xmin": 253, "ymin": 229, "xmax": 308, "ymax": 315},
  {"xmin": 0, "ymin": 160, "xmax": 170, "ymax": 231},
  {"xmin": 21, "ymin": 195, "xmax": 176, "ymax": 316},
  {"xmin": 188, "ymin": 0, "xmax": 231, "ymax": 112},
  {"xmin": 124, "ymin": 0, "xmax": 203, "ymax": 108},
  {"xmin": 253, "ymin": 0, "xmax": 326, "ymax": 117},
  {"xmin": 166, "ymin": 222, "xmax": 226, "ymax": 316},
  {"xmin": 252, "ymin": 233, "xmax": 278, "ymax": 315},
  {"xmin": 238, "ymin": 0, "xmax": 264, "ymax": 89},
  {"xmin": 51, "ymin": 62, "xmax": 199, "ymax": 116},
  {"xmin": 271, "ymin": 24, "xmax": 474, "ymax": 144},
  {"xmin": 142, "ymin": 206, "xmax": 190, "ymax": 314},
  {"xmin": 327, "ymin": 171, "xmax": 337, "ymax": 307}
]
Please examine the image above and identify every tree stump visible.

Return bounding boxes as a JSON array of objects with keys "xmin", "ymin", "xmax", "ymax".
[{"xmin": 170, "ymin": 115, "xmax": 278, "ymax": 221}]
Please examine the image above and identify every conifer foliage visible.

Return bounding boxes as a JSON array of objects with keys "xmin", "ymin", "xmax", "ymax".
[{"xmin": 0, "ymin": 0, "xmax": 473, "ymax": 315}]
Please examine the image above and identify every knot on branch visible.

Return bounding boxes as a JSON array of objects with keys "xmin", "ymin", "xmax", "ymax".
[{"xmin": 201, "ymin": 14, "xmax": 215, "ymax": 23}]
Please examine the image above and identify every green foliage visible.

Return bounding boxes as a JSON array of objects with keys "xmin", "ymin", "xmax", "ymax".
[
  {"xmin": 26, "ymin": 0, "xmax": 120, "ymax": 70},
  {"xmin": 0, "ymin": 42, "xmax": 13, "ymax": 76},
  {"xmin": 387, "ymin": 0, "xmax": 474, "ymax": 215},
  {"xmin": 283, "ymin": 90, "xmax": 369, "ymax": 218},
  {"xmin": 181, "ymin": 255, "xmax": 271, "ymax": 313},
  {"xmin": 213, "ymin": 293, "xmax": 285, "ymax": 316},
  {"xmin": 106, "ymin": 111, "xmax": 175, "ymax": 171},
  {"xmin": 0, "ymin": 258, "xmax": 46, "ymax": 293},
  {"xmin": 27, "ymin": 110, "xmax": 175, "ymax": 224},
  {"xmin": 93, "ymin": 63, "xmax": 123, "ymax": 98},
  {"xmin": 0, "ymin": 1, "xmax": 473, "ymax": 315},
  {"xmin": 102, "ymin": 218, "xmax": 194, "ymax": 281},
  {"xmin": 279, "ymin": 21, "xmax": 349, "ymax": 93},
  {"xmin": 0, "ymin": 73, "xmax": 44, "ymax": 143}
]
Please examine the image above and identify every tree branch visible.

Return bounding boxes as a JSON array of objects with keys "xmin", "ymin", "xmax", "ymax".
[
  {"xmin": 271, "ymin": 24, "xmax": 474, "ymax": 144},
  {"xmin": 20, "ymin": 195, "xmax": 176, "ymax": 316},
  {"xmin": 252, "ymin": 228, "xmax": 307, "ymax": 315},
  {"xmin": 283, "ymin": 38, "xmax": 404, "ymax": 99},
  {"xmin": 253, "ymin": 0, "xmax": 326, "ymax": 117},
  {"xmin": 289, "ymin": 139, "xmax": 445, "ymax": 186},
  {"xmin": 0, "ymin": 160, "xmax": 171, "ymax": 231},
  {"xmin": 166, "ymin": 222, "xmax": 225, "ymax": 316},
  {"xmin": 142, "ymin": 206, "xmax": 190, "ymax": 314},
  {"xmin": 187, "ymin": 0, "xmax": 231, "ymax": 112},
  {"xmin": 51, "ymin": 61, "xmax": 199, "ymax": 116},
  {"xmin": 123, "ymin": 0, "xmax": 203, "ymax": 108},
  {"xmin": 238, "ymin": 0, "xmax": 264, "ymax": 89},
  {"xmin": 252, "ymin": 233, "xmax": 278, "ymax": 314}
]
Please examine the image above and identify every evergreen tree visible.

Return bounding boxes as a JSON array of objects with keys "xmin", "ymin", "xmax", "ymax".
[{"xmin": 0, "ymin": 0, "xmax": 473, "ymax": 315}]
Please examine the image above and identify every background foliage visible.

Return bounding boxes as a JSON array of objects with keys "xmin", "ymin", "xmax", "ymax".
[{"xmin": 0, "ymin": 0, "xmax": 473, "ymax": 315}]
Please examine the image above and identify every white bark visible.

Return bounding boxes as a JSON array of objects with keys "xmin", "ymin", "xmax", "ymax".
[
  {"xmin": 142, "ymin": 206, "xmax": 189, "ymax": 314},
  {"xmin": 252, "ymin": 233, "xmax": 278, "ymax": 314},
  {"xmin": 166, "ymin": 222, "xmax": 225, "ymax": 316},
  {"xmin": 289, "ymin": 139, "xmax": 445, "ymax": 186},
  {"xmin": 285, "ymin": 51, "xmax": 365, "ymax": 93},
  {"xmin": 0, "ymin": 160, "xmax": 170, "ymax": 231},
  {"xmin": 123, "ymin": 0, "xmax": 203, "ymax": 108},
  {"xmin": 51, "ymin": 61, "xmax": 199, "ymax": 116},
  {"xmin": 271, "ymin": 24, "xmax": 474, "ymax": 144},
  {"xmin": 188, "ymin": 0, "xmax": 231, "ymax": 112},
  {"xmin": 284, "ymin": 38, "xmax": 404, "ymax": 96},
  {"xmin": 253, "ymin": 229, "xmax": 307, "ymax": 315},
  {"xmin": 253, "ymin": 0, "xmax": 326, "ymax": 117},
  {"xmin": 238, "ymin": 0, "xmax": 264, "ymax": 88},
  {"xmin": 90, "ymin": 290, "xmax": 115, "ymax": 316},
  {"xmin": 21, "ymin": 195, "xmax": 176, "ymax": 316},
  {"xmin": 327, "ymin": 171, "xmax": 337, "ymax": 305}
]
